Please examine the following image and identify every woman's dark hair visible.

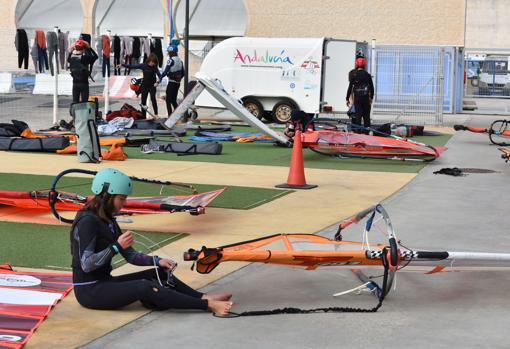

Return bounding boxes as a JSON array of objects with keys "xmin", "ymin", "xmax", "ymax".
[
  {"xmin": 83, "ymin": 194, "xmax": 116, "ymax": 222},
  {"xmin": 146, "ymin": 53, "xmax": 159, "ymax": 66}
]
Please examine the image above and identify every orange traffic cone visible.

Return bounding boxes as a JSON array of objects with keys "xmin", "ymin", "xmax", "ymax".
[{"xmin": 276, "ymin": 129, "xmax": 317, "ymax": 189}]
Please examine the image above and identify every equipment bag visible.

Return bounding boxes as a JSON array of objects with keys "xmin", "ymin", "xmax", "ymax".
[
  {"xmin": 145, "ymin": 139, "xmax": 222, "ymax": 155},
  {"xmin": 0, "ymin": 136, "xmax": 69, "ymax": 151},
  {"xmin": 72, "ymin": 102, "xmax": 101, "ymax": 163}
]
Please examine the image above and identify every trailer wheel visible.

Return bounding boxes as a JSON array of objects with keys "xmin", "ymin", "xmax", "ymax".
[
  {"xmin": 272, "ymin": 99, "xmax": 298, "ymax": 123},
  {"xmin": 242, "ymin": 98, "xmax": 265, "ymax": 120}
]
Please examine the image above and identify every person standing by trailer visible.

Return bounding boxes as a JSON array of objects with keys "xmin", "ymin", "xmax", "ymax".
[
  {"xmin": 161, "ymin": 45, "xmax": 184, "ymax": 116},
  {"xmin": 120, "ymin": 53, "xmax": 162, "ymax": 118},
  {"xmin": 346, "ymin": 57, "xmax": 374, "ymax": 132},
  {"xmin": 68, "ymin": 39, "xmax": 98, "ymax": 103}
]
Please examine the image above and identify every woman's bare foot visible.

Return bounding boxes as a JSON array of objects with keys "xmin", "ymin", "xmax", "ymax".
[
  {"xmin": 202, "ymin": 293, "xmax": 232, "ymax": 302},
  {"xmin": 207, "ymin": 300, "xmax": 233, "ymax": 316}
]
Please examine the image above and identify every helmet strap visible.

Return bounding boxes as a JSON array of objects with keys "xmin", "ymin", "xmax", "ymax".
[{"xmin": 100, "ymin": 183, "xmax": 112, "ymax": 204}]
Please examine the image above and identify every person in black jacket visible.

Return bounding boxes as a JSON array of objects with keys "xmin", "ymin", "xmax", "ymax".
[
  {"xmin": 161, "ymin": 45, "xmax": 184, "ymax": 116},
  {"xmin": 120, "ymin": 53, "xmax": 161, "ymax": 118},
  {"xmin": 71, "ymin": 168, "xmax": 233, "ymax": 315},
  {"xmin": 68, "ymin": 39, "xmax": 98, "ymax": 103},
  {"xmin": 346, "ymin": 57, "xmax": 374, "ymax": 132}
]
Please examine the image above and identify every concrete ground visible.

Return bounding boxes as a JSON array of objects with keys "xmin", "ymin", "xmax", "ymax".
[
  {"xmin": 78, "ymin": 115, "xmax": 510, "ymax": 349},
  {"xmin": 463, "ymin": 97, "xmax": 510, "ymax": 116}
]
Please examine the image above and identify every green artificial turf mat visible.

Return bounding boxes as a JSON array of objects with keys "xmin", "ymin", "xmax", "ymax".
[
  {"xmin": 0, "ymin": 220, "xmax": 185, "ymax": 270},
  {"xmin": 121, "ymin": 126, "xmax": 452, "ymax": 173},
  {"xmin": 0, "ymin": 172, "xmax": 291, "ymax": 210}
]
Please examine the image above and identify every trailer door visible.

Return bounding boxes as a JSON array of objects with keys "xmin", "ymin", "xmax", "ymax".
[{"xmin": 322, "ymin": 40, "xmax": 357, "ymax": 113}]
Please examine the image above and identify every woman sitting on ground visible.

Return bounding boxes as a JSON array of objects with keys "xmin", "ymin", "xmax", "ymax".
[{"xmin": 70, "ymin": 168, "xmax": 232, "ymax": 315}]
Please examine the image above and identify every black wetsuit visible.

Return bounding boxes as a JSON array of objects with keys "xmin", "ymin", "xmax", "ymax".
[
  {"xmin": 161, "ymin": 56, "xmax": 184, "ymax": 116},
  {"xmin": 346, "ymin": 69, "xmax": 374, "ymax": 131},
  {"xmin": 123, "ymin": 63, "xmax": 162, "ymax": 118},
  {"xmin": 70, "ymin": 209, "xmax": 207, "ymax": 311},
  {"xmin": 113, "ymin": 36, "xmax": 121, "ymax": 75}
]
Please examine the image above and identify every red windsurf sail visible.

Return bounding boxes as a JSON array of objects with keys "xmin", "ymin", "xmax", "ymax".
[
  {"xmin": 0, "ymin": 188, "xmax": 225, "ymax": 215},
  {"xmin": 302, "ymin": 130, "xmax": 446, "ymax": 161},
  {"xmin": 0, "ymin": 265, "xmax": 72, "ymax": 349}
]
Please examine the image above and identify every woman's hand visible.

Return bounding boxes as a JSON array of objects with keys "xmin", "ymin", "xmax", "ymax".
[
  {"xmin": 158, "ymin": 258, "xmax": 178, "ymax": 270},
  {"xmin": 117, "ymin": 230, "xmax": 134, "ymax": 249}
]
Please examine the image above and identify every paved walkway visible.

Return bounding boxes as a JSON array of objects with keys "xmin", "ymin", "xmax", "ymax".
[{"xmin": 79, "ymin": 116, "xmax": 510, "ymax": 349}]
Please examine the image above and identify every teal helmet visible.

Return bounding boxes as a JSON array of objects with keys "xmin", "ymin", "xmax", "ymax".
[{"xmin": 91, "ymin": 168, "xmax": 132, "ymax": 196}]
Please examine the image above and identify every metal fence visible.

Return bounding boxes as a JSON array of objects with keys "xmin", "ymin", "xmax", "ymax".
[{"xmin": 371, "ymin": 45, "xmax": 445, "ymax": 125}]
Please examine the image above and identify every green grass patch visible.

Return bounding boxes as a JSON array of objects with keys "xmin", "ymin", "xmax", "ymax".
[
  {"xmin": 0, "ymin": 172, "xmax": 291, "ymax": 210},
  {"xmin": 120, "ymin": 125, "xmax": 452, "ymax": 173},
  {"xmin": 0, "ymin": 220, "xmax": 184, "ymax": 270}
]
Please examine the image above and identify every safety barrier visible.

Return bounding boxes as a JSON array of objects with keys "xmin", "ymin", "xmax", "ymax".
[
  {"xmin": 104, "ymin": 75, "xmax": 137, "ymax": 99},
  {"xmin": 32, "ymin": 73, "xmax": 73, "ymax": 95},
  {"xmin": 0, "ymin": 73, "xmax": 15, "ymax": 93}
]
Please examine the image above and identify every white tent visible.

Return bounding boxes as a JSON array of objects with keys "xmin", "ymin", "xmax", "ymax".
[
  {"xmin": 174, "ymin": 0, "xmax": 247, "ymax": 38},
  {"xmin": 93, "ymin": 0, "xmax": 167, "ymax": 37},
  {"xmin": 15, "ymin": 0, "xmax": 246, "ymax": 38},
  {"xmin": 16, "ymin": 0, "xmax": 84, "ymax": 35}
]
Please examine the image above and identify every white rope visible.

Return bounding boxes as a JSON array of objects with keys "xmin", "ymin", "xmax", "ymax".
[
  {"xmin": 332, "ymin": 282, "xmax": 371, "ymax": 297},
  {"xmin": 153, "ymin": 255, "xmax": 164, "ymax": 287}
]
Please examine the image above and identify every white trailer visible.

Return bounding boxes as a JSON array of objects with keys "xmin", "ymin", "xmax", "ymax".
[{"xmin": 195, "ymin": 37, "xmax": 365, "ymax": 123}]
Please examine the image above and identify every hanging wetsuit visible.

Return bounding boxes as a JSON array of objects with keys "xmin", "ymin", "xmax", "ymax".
[
  {"xmin": 113, "ymin": 35, "xmax": 121, "ymax": 75},
  {"xmin": 102, "ymin": 35, "xmax": 111, "ymax": 77},
  {"xmin": 46, "ymin": 31, "xmax": 58, "ymax": 76},
  {"xmin": 35, "ymin": 30, "xmax": 49, "ymax": 73},
  {"xmin": 30, "ymin": 38, "xmax": 38, "ymax": 73},
  {"xmin": 122, "ymin": 36, "xmax": 133, "ymax": 75},
  {"xmin": 132, "ymin": 37, "xmax": 141, "ymax": 64},
  {"xmin": 58, "ymin": 30, "xmax": 69, "ymax": 70},
  {"xmin": 71, "ymin": 209, "xmax": 207, "ymax": 310},
  {"xmin": 142, "ymin": 37, "xmax": 150, "ymax": 62},
  {"xmin": 15, "ymin": 29, "xmax": 29, "ymax": 70},
  {"xmin": 153, "ymin": 38, "xmax": 163, "ymax": 68}
]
